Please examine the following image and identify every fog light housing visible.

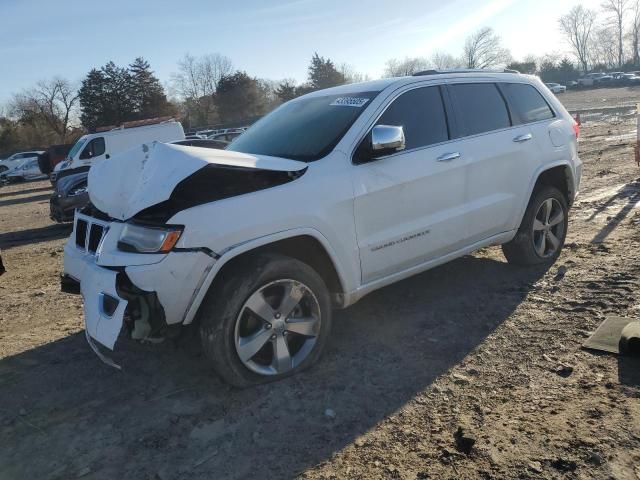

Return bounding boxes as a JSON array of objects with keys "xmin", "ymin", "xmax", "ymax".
[{"xmin": 101, "ymin": 294, "xmax": 119, "ymax": 317}]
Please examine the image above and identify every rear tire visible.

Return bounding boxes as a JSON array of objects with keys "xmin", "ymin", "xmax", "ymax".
[
  {"xmin": 502, "ymin": 185, "xmax": 568, "ymax": 266},
  {"xmin": 198, "ymin": 253, "xmax": 332, "ymax": 387}
]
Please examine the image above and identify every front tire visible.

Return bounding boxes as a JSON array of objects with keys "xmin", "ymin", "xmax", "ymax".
[
  {"xmin": 502, "ymin": 185, "xmax": 568, "ymax": 265},
  {"xmin": 198, "ymin": 254, "xmax": 332, "ymax": 387}
]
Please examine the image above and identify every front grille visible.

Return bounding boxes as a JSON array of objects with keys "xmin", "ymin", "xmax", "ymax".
[
  {"xmin": 76, "ymin": 219, "xmax": 88, "ymax": 248},
  {"xmin": 75, "ymin": 215, "xmax": 108, "ymax": 254},
  {"xmin": 88, "ymin": 224, "xmax": 105, "ymax": 253}
]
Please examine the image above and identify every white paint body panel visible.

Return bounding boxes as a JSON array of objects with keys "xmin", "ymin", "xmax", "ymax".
[
  {"xmin": 63, "ymin": 72, "xmax": 582, "ymax": 355},
  {"xmin": 89, "ymin": 142, "xmax": 308, "ymax": 221},
  {"xmin": 64, "ymin": 121, "xmax": 185, "ymax": 171}
]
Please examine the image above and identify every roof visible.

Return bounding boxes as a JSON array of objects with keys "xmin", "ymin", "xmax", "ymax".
[{"xmin": 301, "ymin": 70, "xmax": 530, "ymax": 100}]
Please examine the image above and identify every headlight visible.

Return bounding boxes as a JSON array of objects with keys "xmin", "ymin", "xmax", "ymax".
[{"xmin": 118, "ymin": 224, "xmax": 183, "ymax": 253}]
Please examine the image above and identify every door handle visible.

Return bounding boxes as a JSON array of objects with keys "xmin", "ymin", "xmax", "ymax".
[
  {"xmin": 437, "ymin": 152, "xmax": 461, "ymax": 162},
  {"xmin": 513, "ymin": 133, "xmax": 533, "ymax": 143},
  {"xmin": 105, "ymin": 154, "xmax": 110, "ymax": 159}
]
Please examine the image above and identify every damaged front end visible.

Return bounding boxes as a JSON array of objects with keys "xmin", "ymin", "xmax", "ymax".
[
  {"xmin": 62, "ymin": 142, "xmax": 308, "ymax": 369},
  {"xmin": 63, "ymin": 206, "xmax": 217, "ymax": 368}
]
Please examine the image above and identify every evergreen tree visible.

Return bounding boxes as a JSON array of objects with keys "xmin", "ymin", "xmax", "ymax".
[
  {"xmin": 78, "ymin": 58, "xmax": 173, "ymax": 130},
  {"xmin": 275, "ymin": 80, "xmax": 297, "ymax": 102},
  {"xmin": 100, "ymin": 61, "xmax": 135, "ymax": 126},
  {"xmin": 78, "ymin": 68, "xmax": 107, "ymax": 130},
  {"xmin": 215, "ymin": 71, "xmax": 268, "ymax": 123},
  {"xmin": 307, "ymin": 53, "xmax": 346, "ymax": 90},
  {"xmin": 129, "ymin": 57, "xmax": 173, "ymax": 119}
]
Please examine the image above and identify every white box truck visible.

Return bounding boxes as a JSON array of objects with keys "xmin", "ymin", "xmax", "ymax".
[{"xmin": 52, "ymin": 120, "xmax": 185, "ymax": 182}]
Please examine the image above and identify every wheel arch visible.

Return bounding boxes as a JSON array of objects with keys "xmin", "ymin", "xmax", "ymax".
[
  {"xmin": 182, "ymin": 229, "xmax": 349, "ymax": 325},
  {"xmin": 517, "ymin": 162, "xmax": 575, "ymax": 227}
]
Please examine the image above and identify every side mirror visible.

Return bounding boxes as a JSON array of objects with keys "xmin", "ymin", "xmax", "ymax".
[{"xmin": 371, "ymin": 125, "xmax": 405, "ymax": 156}]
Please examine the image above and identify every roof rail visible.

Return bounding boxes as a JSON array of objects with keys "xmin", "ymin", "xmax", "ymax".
[{"xmin": 412, "ymin": 68, "xmax": 520, "ymax": 76}]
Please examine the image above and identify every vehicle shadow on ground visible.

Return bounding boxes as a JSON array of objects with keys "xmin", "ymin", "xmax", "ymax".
[
  {"xmin": 0, "ymin": 224, "xmax": 72, "ymax": 250},
  {"xmin": 0, "ymin": 254, "xmax": 547, "ymax": 479},
  {"xmin": 0, "ymin": 185, "xmax": 51, "ymax": 199},
  {"xmin": 0, "ymin": 193, "xmax": 52, "ymax": 208},
  {"xmin": 591, "ymin": 180, "xmax": 640, "ymax": 244}
]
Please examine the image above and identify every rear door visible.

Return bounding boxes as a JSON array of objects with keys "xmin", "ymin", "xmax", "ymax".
[
  {"xmin": 352, "ymin": 84, "xmax": 468, "ymax": 283},
  {"xmin": 445, "ymin": 81, "xmax": 544, "ymax": 243}
]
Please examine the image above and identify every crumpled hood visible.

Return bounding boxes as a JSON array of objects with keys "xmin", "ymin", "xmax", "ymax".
[{"xmin": 88, "ymin": 142, "xmax": 307, "ymax": 221}]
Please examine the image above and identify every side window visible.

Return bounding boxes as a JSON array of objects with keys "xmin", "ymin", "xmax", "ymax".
[
  {"xmin": 80, "ymin": 137, "xmax": 105, "ymax": 159},
  {"xmin": 376, "ymin": 86, "xmax": 449, "ymax": 151},
  {"xmin": 500, "ymin": 83, "xmax": 555, "ymax": 124},
  {"xmin": 449, "ymin": 83, "xmax": 511, "ymax": 137},
  {"xmin": 93, "ymin": 137, "xmax": 106, "ymax": 156}
]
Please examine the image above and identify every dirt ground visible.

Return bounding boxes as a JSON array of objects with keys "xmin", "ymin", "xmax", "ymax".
[{"xmin": 1, "ymin": 87, "xmax": 640, "ymax": 480}]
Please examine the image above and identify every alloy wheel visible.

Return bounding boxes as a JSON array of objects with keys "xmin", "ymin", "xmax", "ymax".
[
  {"xmin": 532, "ymin": 198, "xmax": 565, "ymax": 258},
  {"xmin": 234, "ymin": 279, "xmax": 321, "ymax": 376}
]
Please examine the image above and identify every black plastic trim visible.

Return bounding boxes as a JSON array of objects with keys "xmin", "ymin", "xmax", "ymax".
[{"xmin": 173, "ymin": 247, "xmax": 220, "ymax": 259}]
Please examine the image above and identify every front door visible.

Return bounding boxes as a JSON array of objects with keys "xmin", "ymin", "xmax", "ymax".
[{"xmin": 352, "ymin": 85, "xmax": 468, "ymax": 283}]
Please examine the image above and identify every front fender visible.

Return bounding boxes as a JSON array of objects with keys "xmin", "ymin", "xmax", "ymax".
[{"xmin": 181, "ymin": 227, "xmax": 350, "ymax": 325}]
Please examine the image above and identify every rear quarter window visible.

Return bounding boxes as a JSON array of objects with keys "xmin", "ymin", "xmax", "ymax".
[
  {"xmin": 500, "ymin": 83, "xmax": 555, "ymax": 125},
  {"xmin": 448, "ymin": 83, "xmax": 511, "ymax": 137}
]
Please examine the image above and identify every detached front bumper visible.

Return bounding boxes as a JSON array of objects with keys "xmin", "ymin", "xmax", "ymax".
[
  {"xmin": 64, "ymin": 245, "xmax": 129, "ymax": 351},
  {"xmin": 63, "ymin": 213, "xmax": 216, "ymax": 367}
]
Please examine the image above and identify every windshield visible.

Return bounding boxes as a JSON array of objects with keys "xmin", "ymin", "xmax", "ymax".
[
  {"xmin": 67, "ymin": 136, "xmax": 88, "ymax": 160},
  {"xmin": 227, "ymin": 91, "xmax": 380, "ymax": 161}
]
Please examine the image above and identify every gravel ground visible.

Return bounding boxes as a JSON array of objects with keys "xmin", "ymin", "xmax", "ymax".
[{"xmin": 1, "ymin": 87, "xmax": 639, "ymax": 480}]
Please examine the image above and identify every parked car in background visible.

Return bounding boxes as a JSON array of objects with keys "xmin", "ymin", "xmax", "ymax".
[
  {"xmin": 63, "ymin": 71, "xmax": 581, "ymax": 384},
  {"xmin": 51, "ymin": 120, "xmax": 185, "ymax": 184},
  {"xmin": 578, "ymin": 73, "xmax": 613, "ymax": 87},
  {"xmin": 3, "ymin": 157, "xmax": 47, "ymax": 182},
  {"xmin": 0, "ymin": 151, "xmax": 44, "ymax": 174},
  {"xmin": 51, "ymin": 137, "xmax": 225, "ymax": 223},
  {"xmin": 545, "ymin": 82, "xmax": 566, "ymax": 93},
  {"xmin": 50, "ymin": 170, "xmax": 91, "ymax": 222},
  {"xmin": 173, "ymin": 138, "xmax": 229, "ymax": 149},
  {"xmin": 621, "ymin": 73, "xmax": 640, "ymax": 85},
  {"xmin": 208, "ymin": 131, "xmax": 244, "ymax": 142},
  {"xmin": 38, "ymin": 144, "xmax": 73, "ymax": 175},
  {"xmin": 195, "ymin": 129, "xmax": 216, "ymax": 137}
]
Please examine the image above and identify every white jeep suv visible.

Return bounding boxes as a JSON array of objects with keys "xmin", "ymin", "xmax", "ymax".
[{"xmin": 63, "ymin": 70, "xmax": 581, "ymax": 386}]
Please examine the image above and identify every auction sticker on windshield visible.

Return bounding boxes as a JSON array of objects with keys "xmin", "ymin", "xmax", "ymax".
[{"xmin": 330, "ymin": 97, "xmax": 370, "ymax": 107}]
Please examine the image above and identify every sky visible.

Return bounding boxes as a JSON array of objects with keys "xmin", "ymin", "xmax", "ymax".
[{"xmin": 0, "ymin": 0, "xmax": 603, "ymax": 104}]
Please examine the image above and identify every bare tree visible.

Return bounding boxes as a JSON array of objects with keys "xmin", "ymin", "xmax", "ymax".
[
  {"xmin": 338, "ymin": 63, "xmax": 371, "ymax": 84},
  {"xmin": 384, "ymin": 57, "xmax": 430, "ymax": 77},
  {"xmin": 591, "ymin": 26, "xmax": 619, "ymax": 68},
  {"xmin": 11, "ymin": 77, "xmax": 78, "ymax": 143},
  {"xmin": 559, "ymin": 6, "xmax": 597, "ymax": 72},
  {"xmin": 171, "ymin": 53, "xmax": 233, "ymax": 126},
  {"xmin": 430, "ymin": 51, "xmax": 463, "ymax": 69},
  {"xmin": 462, "ymin": 27, "xmax": 511, "ymax": 69},
  {"xmin": 629, "ymin": 0, "xmax": 640, "ymax": 65},
  {"xmin": 601, "ymin": 0, "xmax": 630, "ymax": 67},
  {"xmin": 172, "ymin": 53, "xmax": 233, "ymax": 100}
]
